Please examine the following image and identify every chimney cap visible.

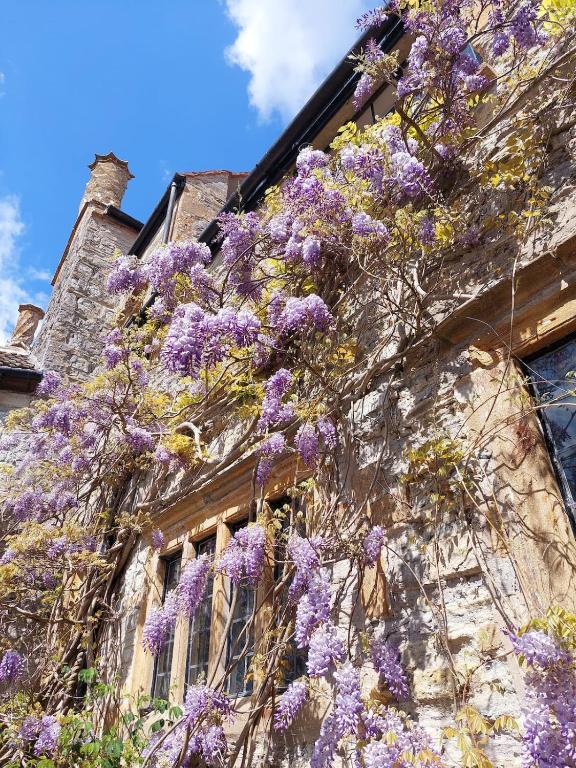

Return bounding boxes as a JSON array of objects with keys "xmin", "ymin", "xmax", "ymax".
[
  {"xmin": 17, "ymin": 303, "xmax": 45, "ymax": 319},
  {"xmin": 88, "ymin": 152, "xmax": 134, "ymax": 180},
  {"xmin": 10, "ymin": 304, "xmax": 45, "ymax": 349}
]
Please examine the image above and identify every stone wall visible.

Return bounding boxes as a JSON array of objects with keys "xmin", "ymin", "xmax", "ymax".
[
  {"xmin": 170, "ymin": 171, "xmax": 247, "ymax": 242},
  {"xmin": 33, "ymin": 205, "xmax": 138, "ymax": 382}
]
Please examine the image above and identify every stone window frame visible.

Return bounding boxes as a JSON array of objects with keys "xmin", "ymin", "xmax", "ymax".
[
  {"xmin": 521, "ymin": 331, "xmax": 576, "ymax": 530},
  {"xmin": 432, "ymin": 238, "xmax": 576, "ymax": 600}
]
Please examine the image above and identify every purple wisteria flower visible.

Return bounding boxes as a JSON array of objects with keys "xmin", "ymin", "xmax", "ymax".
[
  {"xmin": 0, "ymin": 549, "xmax": 15, "ymax": 565},
  {"xmin": 219, "ymin": 211, "xmax": 262, "ymax": 298},
  {"xmin": 125, "ymin": 425, "xmax": 155, "ymax": 453},
  {"xmin": 270, "ymin": 294, "xmax": 333, "ymax": 336},
  {"xmin": 295, "ymin": 568, "xmax": 331, "ymax": 648},
  {"xmin": 311, "ymin": 711, "xmax": 343, "ymax": 768},
  {"xmin": 317, "ymin": 417, "xmax": 337, "ymax": 450},
  {"xmin": 420, "ymin": 216, "xmax": 436, "ymax": 245},
  {"xmin": 0, "ymin": 650, "xmax": 25, "ymax": 685},
  {"xmin": 334, "ymin": 662, "xmax": 363, "ymax": 734},
  {"xmin": 20, "ymin": 715, "xmax": 41, "ymax": 742},
  {"xmin": 509, "ymin": 627, "xmax": 576, "ymax": 768},
  {"xmin": 296, "ymin": 147, "xmax": 328, "ymax": 175},
  {"xmin": 391, "ymin": 152, "xmax": 432, "ymax": 198},
  {"xmin": 47, "ymin": 536, "xmax": 69, "ymax": 560},
  {"xmin": 511, "ymin": 0, "xmax": 547, "ymax": 49},
  {"xmin": 145, "ymin": 240, "xmax": 211, "ymax": 297},
  {"xmin": 288, "ymin": 534, "xmax": 325, "ymax": 601},
  {"xmin": 177, "ymin": 554, "xmax": 210, "ymax": 618},
  {"xmin": 362, "ymin": 706, "xmax": 440, "ymax": 764},
  {"xmin": 307, "ymin": 622, "xmax": 345, "ymax": 677},
  {"xmin": 36, "ymin": 370, "xmax": 62, "ymax": 397},
  {"xmin": 273, "ymin": 680, "xmax": 308, "ymax": 730},
  {"xmin": 302, "ymin": 236, "xmax": 322, "ymax": 268},
  {"xmin": 509, "ymin": 629, "xmax": 572, "ymax": 669},
  {"xmin": 363, "ymin": 525, "xmax": 385, "ymax": 566},
  {"xmin": 142, "ymin": 591, "xmax": 178, "ymax": 656},
  {"xmin": 256, "ymin": 432, "xmax": 287, "ymax": 486},
  {"xmin": 371, "ymin": 634, "xmax": 409, "ymax": 699},
  {"xmin": 151, "ymin": 529, "xmax": 165, "ymax": 551},
  {"xmin": 183, "ymin": 683, "xmax": 231, "ymax": 727},
  {"xmin": 107, "ymin": 255, "xmax": 146, "ymax": 295},
  {"xmin": 351, "ymin": 212, "xmax": 389, "ymax": 240},
  {"xmin": 356, "ymin": 6, "xmax": 388, "ymax": 30},
  {"xmin": 294, "ymin": 423, "xmax": 320, "ymax": 468},
  {"xmin": 257, "ymin": 368, "xmax": 295, "ymax": 432},
  {"xmin": 217, "ymin": 523, "xmax": 266, "ymax": 585},
  {"xmin": 161, "ymin": 303, "xmax": 261, "ymax": 378},
  {"xmin": 34, "ymin": 715, "xmax": 61, "ymax": 757},
  {"xmin": 354, "ymin": 73, "xmax": 375, "ymax": 110}
]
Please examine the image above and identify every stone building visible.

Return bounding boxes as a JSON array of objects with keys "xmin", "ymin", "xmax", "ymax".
[
  {"xmin": 0, "ymin": 304, "xmax": 44, "ymax": 422},
  {"xmin": 14, "ymin": 15, "xmax": 576, "ymax": 768}
]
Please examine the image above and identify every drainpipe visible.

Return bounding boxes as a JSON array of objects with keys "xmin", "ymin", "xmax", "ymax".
[{"xmin": 161, "ymin": 180, "xmax": 179, "ymax": 244}]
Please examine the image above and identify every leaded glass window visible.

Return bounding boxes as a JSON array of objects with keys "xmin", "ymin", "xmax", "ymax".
[
  {"xmin": 185, "ymin": 535, "xmax": 216, "ymax": 690},
  {"xmin": 525, "ymin": 336, "xmax": 576, "ymax": 523},
  {"xmin": 226, "ymin": 521, "xmax": 254, "ymax": 697},
  {"xmin": 150, "ymin": 553, "xmax": 181, "ymax": 701},
  {"xmin": 271, "ymin": 496, "xmax": 307, "ymax": 686}
]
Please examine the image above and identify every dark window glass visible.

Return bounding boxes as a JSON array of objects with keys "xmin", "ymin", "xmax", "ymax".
[
  {"xmin": 185, "ymin": 535, "xmax": 216, "ymax": 690},
  {"xmin": 226, "ymin": 521, "xmax": 255, "ymax": 697},
  {"xmin": 151, "ymin": 553, "xmax": 181, "ymax": 701},
  {"xmin": 271, "ymin": 496, "xmax": 307, "ymax": 686},
  {"xmin": 525, "ymin": 337, "xmax": 576, "ymax": 523}
]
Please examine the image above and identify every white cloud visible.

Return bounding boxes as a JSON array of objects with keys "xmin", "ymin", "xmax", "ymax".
[
  {"xmin": 0, "ymin": 195, "xmax": 47, "ymax": 344},
  {"xmin": 27, "ymin": 267, "xmax": 52, "ymax": 282},
  {"xmin": 223, "ymin": 0, "xmax": 373, "ymax": 122}
]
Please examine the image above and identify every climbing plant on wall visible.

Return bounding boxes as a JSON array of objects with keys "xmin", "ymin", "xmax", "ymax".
[{"xmin": 1, "ymin": 1, "xmax": 576, "ymax": 766}]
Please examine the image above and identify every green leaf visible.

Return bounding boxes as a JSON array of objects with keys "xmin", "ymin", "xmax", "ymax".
[
  {"xmin": 78, "ymin": 667, "xmax": 97, "ymax": 684},
  {"xmin": 151, "ymin": 718, "xmax": 165, "ymax": 733}
]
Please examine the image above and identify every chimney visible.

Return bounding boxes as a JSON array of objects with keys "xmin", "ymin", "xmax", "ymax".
[
  {"xmin": 79, "ymin": 152, "xmax": 134, "ymax": 213},
  {"xmin": 10, "ymin": 304, "xmax": 45, "ymax": 348}
]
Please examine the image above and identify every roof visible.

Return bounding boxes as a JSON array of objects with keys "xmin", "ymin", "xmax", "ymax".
[
  {"xmin": 127, "ymin": 18, "xmax": 404, "ymax": 262},
  {"xmin": 197, "ymin": 15, "xmax": 405, "ymax": 250},
  {"xmin": 0, "ymin": 344, "xmax": 42, "ymax": 393},
  {"xmin": 128, "ymin": 171, "xmax": 250, "ymax": 259},
  {"xmin": 0, "ymin": 346, "xmax": 38, "ymax": 371}
]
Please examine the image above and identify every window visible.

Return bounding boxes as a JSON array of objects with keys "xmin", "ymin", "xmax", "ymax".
[
  {"xmin": 151, "ymin": 553, "xmax": 181, "ymax": 701},
  {"xmin": 525, "ymin": 335, "xmax": 576, "ymax": 524},
  {"xmin": 271, "ymin": 496, "xmax": 307, "ymax": 686},
  {"xmin": 226, "ymin": 520, "xmax": 255, "ymax": 697},
  {"xmin": 185, "ymin": 535, "xmax": 216, "ymax": 689}
]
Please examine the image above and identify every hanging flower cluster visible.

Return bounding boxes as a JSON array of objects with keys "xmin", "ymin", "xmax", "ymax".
[{"xmin": 509, "ymin": 624, "xmax": 576, "ymax": 768}]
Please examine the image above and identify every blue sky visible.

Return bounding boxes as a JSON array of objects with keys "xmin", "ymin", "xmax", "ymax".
[{"xmin": 0, "ymin": 0, "xmax": 373, "ymax": 341}]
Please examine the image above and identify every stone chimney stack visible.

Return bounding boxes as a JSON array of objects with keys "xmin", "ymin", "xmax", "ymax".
[
  {"xmin": 10, "ymin": 304, "xmax": 45, "ymax": 348},
  {"xmin": 79, "ymin": 152, "xmax": 134, "ymax": 213}
]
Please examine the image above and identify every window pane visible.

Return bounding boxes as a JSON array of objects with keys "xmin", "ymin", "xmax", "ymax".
[
  {"xmin": 271, "ymin": 497, "xmax": 307, "ymax": 686},
  {"xmin": 185, "ymin": 536, "xmax": 216, "ymax": 690},
  {"xmin": 151, "ymin": 554, "xmax": 181, "ymax": 701},
  {"xmin": 526, "ymin": 337, "xmax": 576, "ymax": 518},
  {"xmin": 226, "ymin": 521, "xmax": 255, "ymax": 696}
]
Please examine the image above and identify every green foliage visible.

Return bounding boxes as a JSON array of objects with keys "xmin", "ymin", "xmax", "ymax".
[
  {"xmin": 3, "ymin": 670, "xmax": 183, "ymax": 768},
  {"xmin": 402, "ymin": 436, "xmax": 468, "ymax": 511}
]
